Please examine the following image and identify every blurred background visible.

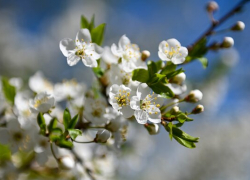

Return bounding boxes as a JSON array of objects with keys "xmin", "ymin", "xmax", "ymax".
[{"xmin": 0, "ymin": 0, "xmax": 250, "ymax": 179}]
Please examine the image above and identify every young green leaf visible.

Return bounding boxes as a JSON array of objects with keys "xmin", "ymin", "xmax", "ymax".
[
  {"xmin": 0, "ymin": 143, "xmax": 11, "ymax": 165},
  {"xmin": 1, "ymin": 77, "xmax": 16, "ymax": 105},
  {"xmin": 172, "ymin": 126, "xmax": 199, "ymax": 142},
  {"xmin": 68, "ymin": 114, "xmax": 79, "ymax": 129},
  {"xmin": 63, "ymin": 108, "xmax": 71, "ymax": 130},
  {"xmin": 37, "ymin": 113, "xmax": 46, "ymax": 135},
  {"xmin": 147, "ymin": 61, "xmax": 158, "ymax": 77},
  {"xmin": 89, "ymin": 14, "xmax": 95, "ymax": 31},
  {"xmin": 168, "ymin": 122, "xmax": 173, "ymax": 140},
  {"xmin": 92, "ymin": 67, "xmax": 104, "ymax": 78},
  {"xmin": 161, "ymin": 62, "xmax": 176, "ymax": 75},
  {"xmin": 81, "ymin": 15, "xmax": 89, "ymax": 29},
  {"xmin": 173, "ymin": 135, "xmax": 196, "ymax": 148},
  {"xmin": 48, "ymin": 118, "xmax": 58, "ymax": 132},
  {"xmin": 166, "ymin": 68, "xmax": 184, "ymax": 79},
  {"xmin": 91, "ymin": 23, "xmax": 106, "ymax": 46},
  {"xmin": 132, "ymin": 69, "xmax": 149, "ymax": 83},
  {"xmin": 57, "ymin": 139, "xmax": 73, "ymax": 149},
  {"xmin": 49, "ymin": 128, "xmax": 63, "ymax": 141},
  {"xmin": 68, "ymin": 129, "xmax": 82, "ymax": 140},
  {"xmin": 198, "ymin": 57, "xmax": 208, "ymax": 69}
]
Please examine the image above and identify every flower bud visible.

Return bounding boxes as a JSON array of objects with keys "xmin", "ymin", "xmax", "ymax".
[
  {"xmin": 171, "ymin": 72, "xmax": 186, "ymax": 85},
  {"xmin": 169, "ymin": 106, "xmax": 180, "ymax": 115},
  {"xmin": 231, "ymin": 21, "xmax": 245, "ymax": 31},
  {"xmin": 185, "ymin": 89, "xmax": 203, "ymax": 102},
  {"xmin": 206, "ymin": 1, "xmax": 219, "ymax": 13},
  {"xmin": 221, "ymin": 37, "xmax": 234, "ymax": 48},
  {"xmin": 209, "ymin": 42, "xmax": 220, "ymax": 51},
  {"xmin": 105, "ymin": 119, "xmax": 121, "ymax": 132},
  {"xmin": 58, "ymin": 156, "xmax": 75, "ymax": 170},
  {"xmin": 144, "ymin": 123, "xmax": 160, "ymax": 135},
  {"xmin": 191, "ymin": 104, "xmax": 204, "ymax": 114},
  {"xmin": 141, "ymin": 50, "xmax": 150, "ymax": 61},
  {"xmin": 94, "ymin": 129, "xmax": 111, "ymax": 143}
]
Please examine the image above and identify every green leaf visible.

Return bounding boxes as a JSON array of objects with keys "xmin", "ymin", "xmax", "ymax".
[
  {"xmin": 173, "ymin": 135, "xmax": 196, "ymax": 148},
  {"xmin": 89, "ymin": 14, "xmax": 95, "ymax": 31},
  {"xmin": 1, "ymin": 77, "xmax": 16, "ymax": 105},
  {"xmin": 68, "ymin": 114, "xmax": 79, "ymax": 129},
  {"xmin": 155, "ymin": 60, "xmax": 163, "ymax": 71},
  {"xmin": 148, "ymin": 73, "xmax": 167, "ymax": 85},
  {"xmin": 92, "ymin": 67, "xmax": 104, "ymax": 78},
  {"xmin": 177, "ymin": 113, "xmax": 187, "ymax": 123},
  {"xmin": 48, "ymin": 118, "xmax": 58, "ymax": 133},
  {"xmin": 166, "ymin": 68, "xmax": 184, "ymax": 79},
  {"xmin": 147, "ymin": 61, "xmax": 158, "ymax": 77},
  {"xmin": 68, "ymin": 129, "xmax": 82, "ymax": 140},
  {"xmin": 150, "ymin": 83, "xmax": 174, "ymax": 98},
  {"xmin": 81, "ymin": 15, "xmax": 89, "ymax": 29},
  {"xmin": 57, "ymin": 139, "xmax": 73, "ymax": 149},
  {"xmin": 63, "ymin": 108, "xmax": 71, "ymax": 130},
  {"xmin": 172, "ymin": 126, "xmax": 199, "ymax": 142},
  {"xmin": 161, "ymin": 62, "xmax": 176, "ymax": 75},
  {"xmin": 91, "ymin": 23, "xmax": 106, "ymax": 46},
  {"xmin": 198, "ymin": 57, "xmax": 208, "ymax": 69},
  {"xmin": 168, "ymin": 122, "xmax": 173, "ymax": 140},
  {"xmin": 0, "ymin": 143, "xmax": 11, "ymax": 165},
  {"xmin": 49, "ymin": 128, "xmax": 63, "ymax": 141},
  {"xmin": 37, "ymin": 113, "xmax": 46, "ymax": 135},
  {"xmin": 132, "ymin": 68, "xmax": 149, "ymax": 83}
]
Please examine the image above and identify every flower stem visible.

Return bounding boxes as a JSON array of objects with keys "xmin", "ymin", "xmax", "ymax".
[{"xmin": 50, "ymin": 143, "xmax": 58, "ymax": 161}]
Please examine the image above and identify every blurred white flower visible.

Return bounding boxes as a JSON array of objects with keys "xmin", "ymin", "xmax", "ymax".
[
  {"xmin": 59, "ymin": 156, "xmax": 76, "ymax": 170},
  {"xmin": 111, "ymin": 35, "xmax": 146, "ymax": 72},
  {"xmin": 130, "ymin": 83, "xmax": 164, "ymax": 124},
  {"xmin": 109, "ymin": 84, "xmax": 134, "ymax": 118},
  {"xmin": 158, "ymin": 39, "xmax": 188, "ymax": 64},
  {"xmin": 29, "ymin": 71, "xmax": 54, "ymax": 94},
  {"xmin": 29, "ymin": 92, "xmax": 55, "ymax": 113},
  {"xmin": 60, "ymin": 29, "xmax": 102, "ymax": 67},
  {"xmin": 95, "ymin": 129, "xmax": 111, "ymax": 143}
]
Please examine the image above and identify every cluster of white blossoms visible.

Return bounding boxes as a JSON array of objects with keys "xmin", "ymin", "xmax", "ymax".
[{"xmin": 0, "ymin": 28, "xmax": 204, "ymax": 180}]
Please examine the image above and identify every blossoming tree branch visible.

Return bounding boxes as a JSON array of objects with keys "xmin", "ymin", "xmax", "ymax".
[{"xmin": 0, "ymin": 1, "xmax": 248, "ymax": 179}]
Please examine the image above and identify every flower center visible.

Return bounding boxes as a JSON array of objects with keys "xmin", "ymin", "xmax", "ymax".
[
  {"xmin": 140, "ymin": 92, "xmax": 160, "ymax": 114},
  {"xmin": 115, "ymin": 90, "xmax": 130, "ymax": 107},
  {"xmin": 164, "ymin": 44, "xmax": 182, "ymax": 59},
  {"xmin": 34, "ymin": 97, "xmax": 49, "ymax": 108}
]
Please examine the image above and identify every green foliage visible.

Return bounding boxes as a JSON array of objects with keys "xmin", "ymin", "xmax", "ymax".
[
  {"xmin": 37, "ymin": 113, "xmax": 47, "ymax": 135},
  {"xmin": 49, "ymin": 128, "xmax": 63, "ymax": 141},
  {"xmin": 165, "ymin": 68, "xmax": 184, "ymax": 79},
  {"xmin": 68, "ymin": 114, "xmax": 79, "ymax": 129},
  {"xmin": 57, "ymin": 139, "xmax": 73, "ymax": 149},
  {"xmin": 68, "ymin": 129, "xmax": 82, "ymax": 140},
  {"xmin": 0, "ymin": 143, "xmax": 11, "ymax": 165},
  {"xmin": 132, "ymin": 69, "xmax": 149, "ymax": 83},
  {"xmin": 186, "ymin": 37, "xmax": 208, "ymax": 66},
  {"xmin": 163, "ymin": 122, "xmax": 199, "ymax": 148},
  {"xmin": 92, "ymin": 67, "xmax": 104, "ymax": 78},
  {"xmin": 80, "ymin": 15, "xmax": 106, "ymax": 46},
  {"xmin": 63, "ymin": 108, "xmax": 71, "ymax": 130},
  {"xmin": 198, "ymin": 57, "xmax": 208, "ymax": 69},
  {"xmin": 48, "ymin": 118, "xmax": 58, "ymax": 133},
  {"xmin": 1, "ymin": 77, "xmax": 16, "ymax": 105}
]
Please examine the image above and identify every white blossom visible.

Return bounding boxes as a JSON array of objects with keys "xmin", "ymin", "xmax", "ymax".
[
  {"xmin": 109, "ymin": 84, "xmax": 134, "ymax": 118},
  {"xmin": 59, "ymin": 156, "xmax": 75, "ymax": 170},
  {"xmin": 130, "ymin": 83, "xmax": 165, "ymax": 124},
  {"xmin": 29, "ymin": 92, "xmax": 55, "ymax": 113},
  {"xmin": 29, "ymin": 71, "xmax": 54, "ymax": 94},
  {"xmin": 59, "ymin": 29, "xmax": 102, "ymax": 67},
  {"xmin": 158, "ymin": 39, "xmax": 188, "ymax": 64},
  {"xmin": 111, "ymin": 35, "xmax": 146, "ymax": 72}
]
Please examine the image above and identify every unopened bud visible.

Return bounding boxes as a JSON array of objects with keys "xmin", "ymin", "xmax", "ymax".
[
  {"xmin": 58, "ymin": 156, "xmax": 75, "ymax": 170},
  {"xmin": 221, "ymin": 37, "xmax": 234, "ymax": 48},
  {"xmin": 94, "ymin": 129, "xmax": 111, "ymax": 143},
  {"xmin": 170, "ymin": 106, "xmax": 180, "ymax": 114},
  {"xmin": 144, "ymin": 123, "xmax": 160, "ymax": 135},
  {"xmin": 185, "ymin": 89, "xmax": 203, "ymax": 102},
  {"xmin": 141, "ymin": 50, "xmax": 150, "ymax": 61},
  {"xmin": 191, "ymin": 104, "xmax": 204, "ymax": 114},
  {"xmin": 105, "ymin": 119, "xmax": 121, "ymax": 132},
  {"xmin": 209, "ymin": 42, "xmax": 220, "ymax": 50},
  {"xmin": 171, "ymin": 72, "xmax": 186, "ymax": 85},
  {"xmin": 231, "ymin": 21, "xmax": 245, "ymax": 31},
  {"xmin": 206, "ymin": 1, "xmax": 219, "ymax": 13}
]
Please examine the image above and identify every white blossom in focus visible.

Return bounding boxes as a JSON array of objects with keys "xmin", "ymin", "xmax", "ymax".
[
  {"xmin": 111, "ymin": 35, "xmax": 146, "ymax": 72},
  {"xmin": 130, "ymin": 83, "xmax": 165, "ymax": 124},
  {"xmin": 59, "ymin": 29, "xmax": 102, "ymax": 67},
  {"xmin": 158, "ymin": 39, "xmax": 188, "ymax": 64},
  {"xmin": 29, "ymin": 92, "xmax": 55, "ymax": 113},
  {"xmin": 109, "ymin": 84, "xmax": 134, "ymax": 118}
]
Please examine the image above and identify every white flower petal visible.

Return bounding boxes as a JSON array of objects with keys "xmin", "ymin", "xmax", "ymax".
[
  {"xmin": 134, "ymin": 110, "xmax": 147, "ymax": 124},
  {"xmin": 158, "ymin": 51, "xmax": 169, "ymax": 61},
  {"xmin": 59, "ymin": 38, "xmax": 75, "ymax": 57},
  {"xmin": 76, "ymin": 29, "xmax": 91, "ymax": 44},
  {"xmin": 167, "ymin": 83, "xmax": 187, "ymax": 95},
  {"xmin": 82, "ymin": 56, "xmax": 97, "ymax": 68},
  {"xmin": 137, "ymin": 83, "xmax": 151, "ymax": 100},
  {"xmin": 118, "ymin": 35, "xmax": 131, "ymax": 49},
  {"xmin": 166, "ymin": 38, "xmax": 181, "ymax": 49},
  {"xmin": 147, "ymin": 107, "xmax": 161, "ymax": 123},
  {"xmin": 158, "ymin": 40, "xmax": 167, "ymax": 51},
  {"xmin": 130, "ymin": 96, "xmax": 140, "ymax": 110},
  {"xmin": 120, "ymin": 105, "xmax": 134, "ymax": 118},
  {"xmin": 67, "ymin": 53, "xmax": 81, "ymax": 66},
  {"xmin": 111, "ymin": 43, "xmax": 122, "ymax": 57}
]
